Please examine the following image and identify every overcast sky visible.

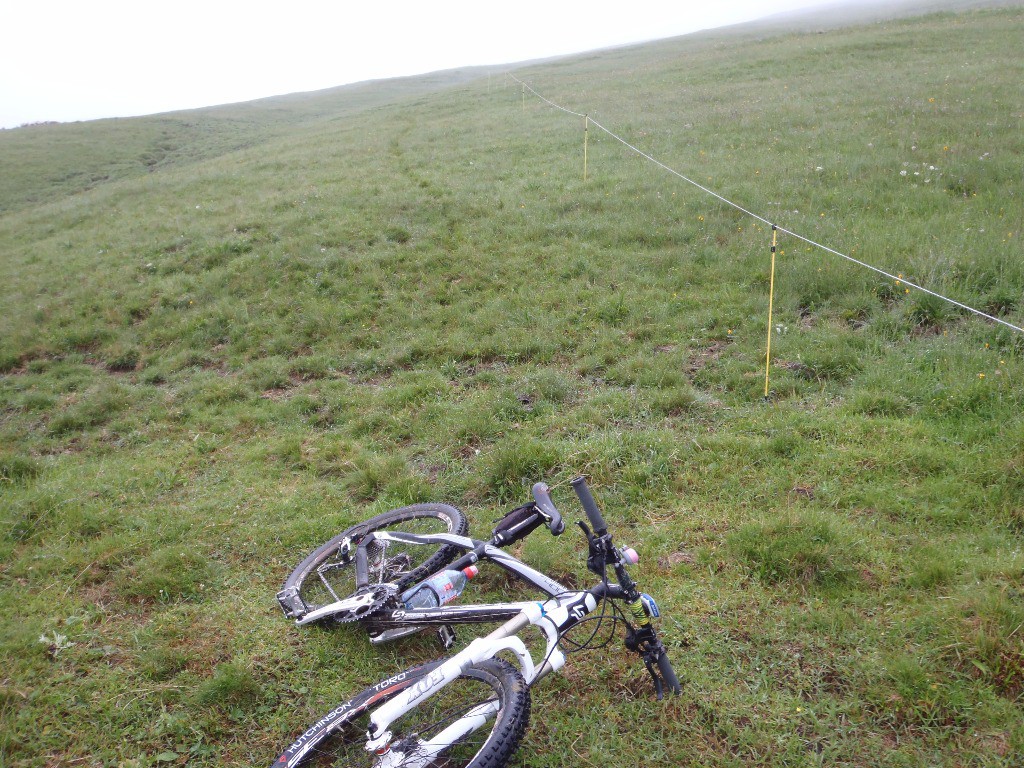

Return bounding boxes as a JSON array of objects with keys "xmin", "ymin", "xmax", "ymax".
[{"xmin": 1, "ymin": 0, "xmax": 843, "ymax": 129}]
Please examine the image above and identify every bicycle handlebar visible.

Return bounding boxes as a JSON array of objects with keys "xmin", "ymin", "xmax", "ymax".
[
  {"xmin": 570, "ymin": 476, "xmax": 607, "ymax": 535},
  {"xmin": 571, "ymin": 477, "xmax": 682, "ymax": 699}
]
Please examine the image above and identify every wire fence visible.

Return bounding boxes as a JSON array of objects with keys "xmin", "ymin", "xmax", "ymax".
[{"xmin": 508, "ymin": 74, "xmax": 1024, "ymax": 336}]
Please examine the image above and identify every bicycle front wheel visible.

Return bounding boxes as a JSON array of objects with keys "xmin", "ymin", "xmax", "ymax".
[
  {"xmin": 269, "ymin": 658, "xmax": 530, "ymax": 768},
  {"xmin": 279, "ymin": 503, "xmax": 469, "ymax": 622}
]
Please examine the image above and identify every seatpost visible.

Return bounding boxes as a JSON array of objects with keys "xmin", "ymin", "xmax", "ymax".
[{"xmin": 354, "ymin": 535, "xmax": 371, "ymax": 590}]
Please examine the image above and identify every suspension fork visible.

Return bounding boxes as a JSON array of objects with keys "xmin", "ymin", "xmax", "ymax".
[{"xmin": 364, "ymin": 612, "xmax": 535, "ymax": 754}]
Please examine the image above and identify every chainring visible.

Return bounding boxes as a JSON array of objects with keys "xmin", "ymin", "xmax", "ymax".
[{"xmin": 328, "ymin": 584, "xmax": 398, "ymax": 624}]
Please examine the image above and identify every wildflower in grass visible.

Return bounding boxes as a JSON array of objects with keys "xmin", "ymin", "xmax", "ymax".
[
  {"xmin": 38, "ymin": 632, "xmax": 74, "ymax": 655},
  {"xmin": 978, "ymin": 373, "xmax": 985, "ymax": 379}
]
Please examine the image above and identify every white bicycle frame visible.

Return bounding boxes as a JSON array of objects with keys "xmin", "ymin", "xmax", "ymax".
[{"xmin": 363, "ymin": 588, "xmax": 599, "ymax": 763}]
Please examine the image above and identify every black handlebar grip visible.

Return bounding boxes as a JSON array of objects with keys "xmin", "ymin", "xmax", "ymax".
[
  {"xmin": 354, "ymin": 538, "xmax": 370, "ymax": 590},
  {"xmin": 570, "ymin": 476, "xmax": 607, "ymax": 535},
  {"xmin": 657, "ymin": 648, "xmax": 682, "ymax": 696}
]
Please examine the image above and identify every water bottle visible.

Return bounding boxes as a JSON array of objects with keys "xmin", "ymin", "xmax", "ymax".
[{"xmin": 401, "ymin": 565, "xmax": 479, "ymax": 609}]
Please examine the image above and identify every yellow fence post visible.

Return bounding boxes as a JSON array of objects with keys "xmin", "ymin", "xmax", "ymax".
[{"xmin": 764, "ymin": 225, "xmax": 778, "ymax": 399}]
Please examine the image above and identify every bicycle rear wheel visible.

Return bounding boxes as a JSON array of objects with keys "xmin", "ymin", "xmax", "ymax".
[
  {"xmin": 269, "ymin": 658, "xmax": 529, "ymax": 768},
  {"xmin": 279, "ymin": 504, "xmax": 468, "ymax": 622}
]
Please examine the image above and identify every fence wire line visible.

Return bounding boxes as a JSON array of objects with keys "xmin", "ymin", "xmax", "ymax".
[{"xmin": 509, "ymin": 74, "xmax": 1024, "ymax": 335}]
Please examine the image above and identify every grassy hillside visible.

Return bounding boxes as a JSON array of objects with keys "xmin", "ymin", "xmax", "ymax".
[
  {"xmin": 2, "ymin": 5, "xmax": 1023, "ymax": 768},
  {"xmin": 0, "ymin": 66, "xmax": 490, "ymax": 215}
]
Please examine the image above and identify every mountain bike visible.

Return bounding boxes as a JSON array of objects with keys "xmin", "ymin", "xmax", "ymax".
[{"xmin": 270, "ymin": 476, "xmax": 681, "ymax": 768}]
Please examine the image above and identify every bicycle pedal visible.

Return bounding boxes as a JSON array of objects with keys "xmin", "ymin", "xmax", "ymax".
[
  {"xmin": 276, "ymin": 586, "xmax": 305, "ymax": 618},
  {"xmin": 437, "ymin": 625, "xmax": 457, "ymax": 650}
]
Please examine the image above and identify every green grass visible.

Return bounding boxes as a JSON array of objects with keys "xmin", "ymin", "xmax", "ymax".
[{"xmin": 2, "ymin": 4, "xmax": 1024, "ymax": 767}]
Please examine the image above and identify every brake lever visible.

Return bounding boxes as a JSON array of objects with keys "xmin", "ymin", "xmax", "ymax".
[{"xmin": 578, "ymin": 521, "xmax": 609, "ymax": 577}]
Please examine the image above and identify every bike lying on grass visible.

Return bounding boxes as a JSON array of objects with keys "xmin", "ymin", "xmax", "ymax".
[{"xmin": 271, "ymin": 476, "xmax": 680, "ymax": 768}]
